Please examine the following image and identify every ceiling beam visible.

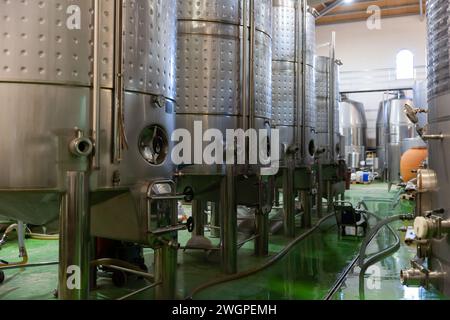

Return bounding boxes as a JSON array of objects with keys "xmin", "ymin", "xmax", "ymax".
[
  {"xmin": 315, "ymin": 0, "xmax": 426, "ymax": 25},
  {"xmin": 322, "ymin": 3, "xmax": 421, "ymax": 16},
  {"xmin": 317, "ymin": 0, "xmax": 348, "ymax": 17}
]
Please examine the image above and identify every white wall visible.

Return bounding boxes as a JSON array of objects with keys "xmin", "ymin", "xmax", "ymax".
[
  {"xmin": 316, "ymin": 15, "xmax": 427, "ymax": 72},
  {"xmin": 316, "ymin": 15, "xmax": 427, "ymax": 148}
]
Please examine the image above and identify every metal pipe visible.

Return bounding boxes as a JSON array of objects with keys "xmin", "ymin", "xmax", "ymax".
[
  {"xmin": 329, "ymin": 32, "xmax": 336, "ymax": 161},
  {"xmin": 341, "ymin": 87, "xmax": 413, "ymax": 95},
  {"xmin": 154, "ymin": 243, "xmax": 178, "ymax": 300},
  {"xmin": 104, "ymin": 265, "xmax": 154, "ymax": 281},
  {"xmin": 0, "ymin": 262, "xmax": 59, "ymax": 271},
  {"xmin": 249, "ymin": 0, "xmax": 256, "ymax": 130},
  {"xmin": 220, "ymin": 166, "xmax": 237, "ymax": 274},
  {"xmin": 90, "ymin": 258, "xmax": 155, "ymax": 281},
  {"xmin": 300, "ymin": 0, "xmax": 308, "ymax": 161},
  {"xmin": 419, "ymin": 0, "xmax": 424, "ymax": 21},
  {"xmin": 58, "ymin": 171, "xmax": 90, "ymax": 300},
  {"xmin": 91, "ymin": 0, "xmax": 102, "ymax": 169},
  {"xmin": 116, "ymin": 282, "xmax": 162, "ymax": 301},
  {"xmin": 113, "ymin": 0, "xmax": 124, "ymax": 163},
  {"xmin": 294, "ymin": 0, "xmax": 301, "ymax": 149},
  {"xmin": 242, "ymin": 0, "xmax": 249, "ymax": 132}
]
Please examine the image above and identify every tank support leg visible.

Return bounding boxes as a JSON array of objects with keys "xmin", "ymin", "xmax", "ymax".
[
  {"xmin": 255, "ymin": 207, "xmax": 269, "ymax": 256},
  {"xmin": 220, "ymin": 166, "xmax": 237, "ymax": 274},
  {"xmin": 327, "ymin": 181, "xmax": 334, "ymax": 213},
  {"xmin": 154, "ymin": 243, "xmax": 178, "ymax": 300},
  {"xmin": 301, "ymin": 190, "xmax": 312, "ymax": 229},
  {"xmin": 283, "ymin": 166, "xmax": 296, "ymax": 237},
  {"xmin": 275, "ymin": 188, "xmax": 281, "ymax": 207},
  {"xmin": 58, "ymin": 171, "xmax": 90, "ymax": 300},
  {"xmin": 210, "ymin": 202, "xmax": 220, "ymax": 238},
  {"xmin": 316, "ymin": 164, "xmax": 323, "ymax": 219},
  {"xmin": 192, "ymin": 200, "xmax": 205, "ymax": 237}
]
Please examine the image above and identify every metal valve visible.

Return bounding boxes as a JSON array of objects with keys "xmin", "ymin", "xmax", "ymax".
[
  {"xmin": 414, "ymin": 215, "xmax": 450, "ymax": 239},
  {"xmin": 404, "ymin": 103, "xmax": 427, "ymax": 125}
]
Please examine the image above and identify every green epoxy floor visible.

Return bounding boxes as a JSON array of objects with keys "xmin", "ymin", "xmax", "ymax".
[
  {"xmin": 0, "ymin": 183, "xmax": 447, "ymax": 300},
  {"xmin": 332, "ymin": 184, "xmax": 446, "ymax": 300}
]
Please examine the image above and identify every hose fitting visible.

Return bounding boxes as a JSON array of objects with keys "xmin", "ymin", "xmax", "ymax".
[{"xmin": 401, "ymin": 268, "xmax": 444, "ymax": 288}]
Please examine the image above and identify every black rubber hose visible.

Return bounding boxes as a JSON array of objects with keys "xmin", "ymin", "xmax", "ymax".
[
  {"xmin": 186, "ymin": 213, "xmax": 336, "ymax": 300},
  {"xmin": 358, "ymin": 214, "xmax": 413, "ymax": 268},
  {"xmin": 358, "ymin": 223, "xmax": 400, "ymax": 300}
]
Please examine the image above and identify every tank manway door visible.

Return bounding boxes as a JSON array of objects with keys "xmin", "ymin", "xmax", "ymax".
[
  {"xmin": 146, "ymin": 180, "xmax": 185, "ymax": 247},
  {"xmin": 91, "ymin": 180, "xmax": 194, "ymax": 247}
]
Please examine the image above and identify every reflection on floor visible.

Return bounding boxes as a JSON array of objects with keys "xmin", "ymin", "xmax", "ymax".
[{"xmin": 0, "ymin": 183, "xmax": 447, "ymax": 300}]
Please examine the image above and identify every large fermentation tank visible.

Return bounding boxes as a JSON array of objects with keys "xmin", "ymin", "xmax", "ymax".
[
  {"xmin": 376, "ymin": 92, "xmax": 416, "ymax": 183},
  {"xmin": 339, "ymin": 95, "xmax": 367, "ymax": 169},
  {"xmin": 272, "ymin": 1, "xmax": 316, "ymax": 164},
  {"xmin": 176, "ymin": 0, "xmax": 273, "ymax": 172},
  {"xmin": 415, "ymin": 0, "xmax": 450, "ymax": 296},
  {"xmin": 0, "ymin": 0, "xmax": 177, "ymax": 244},
  {"xmin": 315, "ymin": 56, "xmax": 340, "ymax": 165}
]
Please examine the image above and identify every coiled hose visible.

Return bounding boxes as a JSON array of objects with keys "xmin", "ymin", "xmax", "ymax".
[
  {"xmin": 358, "ymin": 214, "xmax": 414, "ymax": 268},
  {"xmin": 357, "ymin": 211, "xmax": 413, "ymax": 300}
]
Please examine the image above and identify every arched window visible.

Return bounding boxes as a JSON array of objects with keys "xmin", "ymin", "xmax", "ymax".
[{"xmin": 396, "ymin": 50, "xmax": 414, "ymax": 80}]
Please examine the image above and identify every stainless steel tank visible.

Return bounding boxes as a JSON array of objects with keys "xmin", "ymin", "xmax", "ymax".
[
  {"xmin": 271, "ymin": 1, "xmax": 316, "ymax": 164},
  {"xmin": 0, "ymin": 0, "xmax": 177, "ymax": 242},
  {"xmin": 91, "ymin": 0, "xmax": 178, "ymax": 244},
  {"xmin": 176, "ymin": 0, "xmax": 272, "ymax": 172},
  {"xmin": 315, "ymin": 56, "xmax": 340, "ymax": 165},
  {"xmin": 0, "ymin": 0, "xmax": 111, "ymax": 225},
  {"xmin": 376, "ymin": 92, "xmax": 416, "ymax": 183},
  {"xmin": 413, "ymin": 0, "xmax": 450, "ymax": 296},
  {"xmin": 339, "ymin": 95, "xmax": 367, "ymax": 169}
]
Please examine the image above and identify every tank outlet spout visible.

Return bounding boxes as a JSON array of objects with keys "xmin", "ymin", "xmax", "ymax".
[
  {"xmin": 422, "ymin": 134, "xmax": 445, "ymax": 141},
  {"xmin": 69, "ymin": 129, "xmax": 94, "ymax": 158},
  {"xmin": 401, "ymin": 268, "xmax": 445, "ymax": 288}
]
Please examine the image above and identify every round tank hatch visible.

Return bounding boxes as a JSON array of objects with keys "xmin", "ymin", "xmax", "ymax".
[
  {"xmin": 308, "ymin": 140, "xmax": 316, "ymax": 157},
  {"xmin": 138, "ymin": 125, "xmax": 169, "ymax": 166}
]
